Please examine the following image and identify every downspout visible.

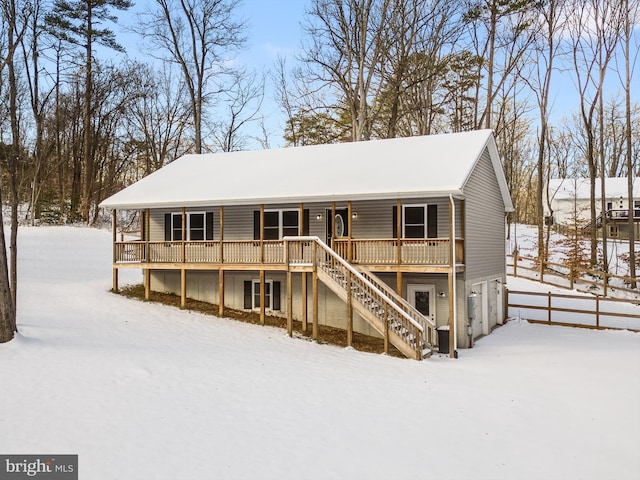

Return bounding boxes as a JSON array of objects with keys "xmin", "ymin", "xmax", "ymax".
[{"xmin": 450, "ymin": 194, "xmax": 458, "ymax": 358}]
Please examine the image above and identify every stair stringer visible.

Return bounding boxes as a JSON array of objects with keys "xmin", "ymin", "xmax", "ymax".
[{"xmin": 317, "ymin": 268, "xmax": 424, "ymax": 360}]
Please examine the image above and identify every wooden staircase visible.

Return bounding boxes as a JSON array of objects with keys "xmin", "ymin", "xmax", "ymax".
[{"xmin": 304, "ymin": 237, "xmax": 436, "ymax": 360}]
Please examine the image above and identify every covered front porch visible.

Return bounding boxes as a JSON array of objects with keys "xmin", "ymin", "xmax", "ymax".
[{"xmin": 113, "ymin": 236, "xmax": 465, "ymax": 271}]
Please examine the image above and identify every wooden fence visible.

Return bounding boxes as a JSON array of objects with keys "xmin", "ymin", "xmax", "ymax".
[
  {"xmin": 506, "ymin": 289, "xmax": 640, "ymax": 331},
  {"xmin": 507, "ymin": 254, "xmax": 639, "ymax": 299}
]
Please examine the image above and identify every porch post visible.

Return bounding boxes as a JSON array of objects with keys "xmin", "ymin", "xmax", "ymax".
[
  {"xmin": 219, "ymin": 206, "xmax": 225, "ymax": 316},
  {"xmin": 301, "ymin": 272, "xmax": 308, "ymax": 333},
  {"xmin": 180, "ymin": 269, "xmax": 187, "ymax": 308},
  {"xmin": 260, "ymin": 269, "xmax": 266, "ymax": 325},
  {"xmin": 145, "ymin": 208, "xmax": 150, "ymax": 260},
  {"xmin": 396, "ymin": 199, "xmax": 402, "ymax": 265},
  {"xmin": 287, "ymin": 270, "xmax": 293, "ymax": 337},
  {"xmin": 218, "ymin": 269, "xmax": 225, "ymax": 316},
  {"xmin": 219, "ymin": 206, "xmax": 224, "ymax": 264},
  {"xmin": 331, "ymin": 202, "xmax": 336, "ymax": 249},
  {"xmin": 312, "ymin": 242, "xmax": 319, "ymax": 340},
  {"xmin": 449, "ymin": 195, "xmax": 457, "ymax": 358},
  {"xmin": 260, "ymin": 204, "xmax": 264, "ymax": 263},
  {"xmin": 346, "ymin": 270, "xmax": 353, "ymax": 347},
  {"xmin": 144, "ymin": 208, "xmax": 150, "ymax": 299},
  {"xmin": 286, "ymin": 238, "xmax": 293, "ymax": 336},
  {"xmin": 460, "ymin": 199, "xmax": 465, "ymax": 239},
  {"xmin": 299, "ymin": 202, "xmax": 304, "ymax": 235},
  {"xmin": 112, "ymin": 268, "xmax": 119, "ymax": 294},
  {"xmin": 112, "ymin": 209, "xmax": 118, "ymax": 293},
  {"xmin": 144, "ymin": 269, "xmax": 150, "ymax": 300},
  {"xmin": 181, "ymin": 207, "xmax": 186, "ymax": 263},
  {"xmin": 347, "ymin": 200, "xmax": 353, "ymax": 262},
  {"xmin": 383, "ymin": 303, "xmax": 389, "ymax": 355}
]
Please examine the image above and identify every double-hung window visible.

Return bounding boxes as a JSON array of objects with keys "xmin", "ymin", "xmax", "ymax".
[
  {"xmin": 255, "ymin": 209, "xmax": 308, "ymax": 240},
  {"xmin": 403, "ymin": 205, "xmax": 426, "ymax": 238},
  {"xmin": 244, "ymin": 279, "xmax": 281, "ymax": 310},
  {"xmin": 394, "ymin": 204, "xmax": 438, "ymax": 238},
  {"xmin": 253, "ymin": 280, "xmax": 272, "ymax": 309},
  {"xmin": 263, "ymin": 211, "xmax": 282, "ymax": 240},
  {"xmin": 165, "ymin": 212, "xmax": 213, "ymax": 241}
]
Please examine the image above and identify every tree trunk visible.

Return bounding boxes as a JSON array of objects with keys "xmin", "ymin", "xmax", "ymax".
[
  {"xmin": 0, "ymin": 190, "xmax": 16, "ymax": 342},
  {"xmin": 81, "ymin": 2, "xmax": 93, "ymax": 222},
  {"xmin": 7, "ymin": 0, "xmax": 20, "ymax": 318},
  {"xmin": 624, "ymin": 0, "xmax": 636, "ymax": 287}
]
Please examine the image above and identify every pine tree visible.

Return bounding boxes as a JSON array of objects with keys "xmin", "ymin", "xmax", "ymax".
[{"xmin": 45, "ymin": 0, "xmax": 132, "ymax": 222}]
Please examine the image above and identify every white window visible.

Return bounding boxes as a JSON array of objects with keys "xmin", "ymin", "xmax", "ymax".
[
  {"xmin": 170, "ymin": 212, "xmax": 209, "ymax": 241},
  {"xmin": 263, "ymin": 210, "xmax": 299, "ymax": 240},
  {"xmin": 401, "ymin": 204, "xmax": 438, "ymax": 238},
  {"xmin": 403, "ymin": 205, "xmax": 426, "ymax": 238},
  {"xmin": 252, "ymin": 279, "xmax": 273, "ymax": 309}
]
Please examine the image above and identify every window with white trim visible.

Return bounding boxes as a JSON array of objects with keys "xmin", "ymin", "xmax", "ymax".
[
  {"xmin": 252, "ymin": 280, "xmax": 273, "ymax": 309},
  {"xmin": 244, "ymin": 279, "xmax": 281, "ymax": 310},
  {"xmin": 260, "ymin": 210, "xmax": 300, "ymax": 240},
  {"xmin": 167, "ymin": 212, "xmax": 212, "ymax": 241},
  {"xmin": 403, "ymin": 205, "xmax": 426, "ymax": 238},
  {"xmin": 399, "ymin": 204, "xmax": 438, "ymax": 239}
]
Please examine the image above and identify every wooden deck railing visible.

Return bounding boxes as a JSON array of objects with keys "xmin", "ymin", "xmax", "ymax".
[
  {"xmin": 309, "ymin": 237, "xmax": 433, "ymax": 359},
  {"xmin": 333, "ymin": 238, "xmax": 463, "ymax": 264},
  {"xmin": 114, "ymin": 238, "xmax": 464, "ymax": 267}
]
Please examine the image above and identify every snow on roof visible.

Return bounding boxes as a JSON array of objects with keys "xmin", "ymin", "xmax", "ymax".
[
  {"xmin": 548, "ymin": 178, "xmax": 640, "ymax": 201},
  {"xmin": 100, "ymin": 129, "xmax": 512, "ymax": 210}
]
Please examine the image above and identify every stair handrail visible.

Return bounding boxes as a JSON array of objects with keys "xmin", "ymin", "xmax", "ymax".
[
  {"xmin": 356, "ymin": 264, "xmax": 437, "ymax": 332},
  {"xmin": 284, "ymin": 236, "xmax": 424, "ymax": 333}
]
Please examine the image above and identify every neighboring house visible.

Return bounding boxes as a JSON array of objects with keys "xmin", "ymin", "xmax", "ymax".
[
  {"xmin": 100, "ymin": 129, "xmax": 513, "ymax": 360},
  {"xmin": 545, "ymin": 178, "xmax": 640, "ymax": 237}
]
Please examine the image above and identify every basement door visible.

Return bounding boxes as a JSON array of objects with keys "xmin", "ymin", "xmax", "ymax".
[{"xmin": 407, "ymin": 284, "xmax": 436, "ymax": 324}]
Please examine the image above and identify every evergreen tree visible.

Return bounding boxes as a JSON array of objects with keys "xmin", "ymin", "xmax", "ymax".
[{"xmin": 45, "ymin": 0, "xmax": 132, "ymax": 222}]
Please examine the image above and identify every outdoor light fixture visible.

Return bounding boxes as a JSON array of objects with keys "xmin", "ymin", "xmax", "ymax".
[
  {"xmin": 469, "ymin": 291, "xmax": 478, "ymax": 298},
  {"xmin": 316, "ymin": 213, "xmax": 323, "ymax": 221},
  {"xmin": 438, "ymin": 291, "xmax": 446, "ymax": 298},
  {"xmin": 352, "ymin": 212, "xmax": 358, "ymax": 219}
]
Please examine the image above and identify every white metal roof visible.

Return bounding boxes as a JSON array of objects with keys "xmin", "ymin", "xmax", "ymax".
[
  {"xmin": 100, "ymin": 129, "xmax": 513, "ymax": 211},
  {"xmin": 548, "ymin": 178, "xmax": 640, "ymax": 201}
]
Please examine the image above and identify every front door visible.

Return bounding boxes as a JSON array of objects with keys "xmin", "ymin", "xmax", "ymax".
[
  {"xmin": 326, "ymin": 208, "xmax": 349, "ymax": 246},
  {"xmin": 407, "ymin": 284, "xmax": 436, "ymax": 324}
]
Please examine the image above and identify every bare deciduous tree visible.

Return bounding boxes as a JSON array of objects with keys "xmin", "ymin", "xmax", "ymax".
[
  {"xmin": 570, "ymin": 0, "xmax": 626, "ymax": 268},
  {"xmin": 301, "ymin": 0, "xmax": 393, "ymax": 141},
  {"xmin": 212, "ymin": 68, "xmax": 265, "ymax": 152},
  {"xmin": 136, "ymin": 0, "xmax": 246, "ymax": 153},
  {"xmin": 0, "ymin": 0, "xmax": 30, "ymax": 342},
  {"xmin": 127, "ymin": 63, "xmax": 192, "ymax": 176},
  {"xmin": 520, "ymin": 0, "xmax": 567, "ymax": 263}
]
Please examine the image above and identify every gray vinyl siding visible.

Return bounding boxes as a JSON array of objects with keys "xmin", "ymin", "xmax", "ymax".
[
  {"xmin": 351, "ymin": 198, "xmax": 460, "ymax": 238},
  {"xmin": 148, "ymin": 198, "xmax": 461, "ymax": 242},
  {"xmin": 464, "ymin": 148, "xmax": 507, "ymax": 280},
  {"xmin": 149, "ymin": 208, "xmax": 220, "ymax": 241}
]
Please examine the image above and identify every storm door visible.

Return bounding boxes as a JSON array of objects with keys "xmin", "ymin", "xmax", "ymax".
[{"xmin": 407, "ymin": 284, "xmax": 436, "ymax": 323}]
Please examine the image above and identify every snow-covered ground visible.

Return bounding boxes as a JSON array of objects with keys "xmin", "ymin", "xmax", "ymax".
[{"xmin": 1, "ymin": 226, "xmax": 639, "ymax": 479}]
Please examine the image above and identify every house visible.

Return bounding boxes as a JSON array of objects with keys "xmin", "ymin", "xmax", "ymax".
[
  {"xmin": 545, "ymin": 177, "xmax": 640, "ymax": 237},
  {"xmin": 100, "ymin": 129, "xmax": 514, "ymax": 360}
]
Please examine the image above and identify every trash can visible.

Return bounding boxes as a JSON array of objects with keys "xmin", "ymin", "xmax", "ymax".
[{"xmin": 437, "ymin": 326, "xmax": 450, "ymax": 354}]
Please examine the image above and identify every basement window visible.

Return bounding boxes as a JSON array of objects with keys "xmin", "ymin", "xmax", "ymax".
[{"xmin": 244, "ymin": 280, "xmax": 281, "ymax": 310}]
